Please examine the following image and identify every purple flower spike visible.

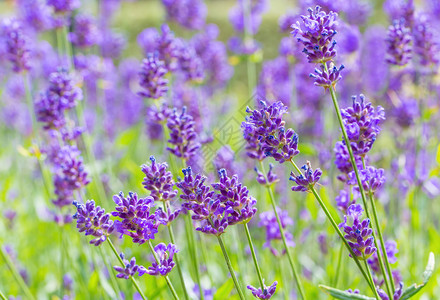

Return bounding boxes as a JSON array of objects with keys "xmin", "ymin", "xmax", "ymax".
[
  {"xmin": 147, "ymin": 243, "xmax": 178, "ymax": 276},
  {"xmin": 335, "ymin": 190, "xmax": 355, "ymax": 214},
  {"xmin": 334, "ymin": 141, "xmax": 363, "ymax": 181},
  {"xmin": 259, "ymin": 208, "xmax": 294, "ymax": 256},
  {"xmin": 69, "ymin": 14, "xmax": 100, "ymax": 48},
  {"xmin": 255, "ymin": 163, "xmax": 279, "ymax": 186},
  {"xmin": 1, "ymin": 18, "xmax": 31, "ymax": 73},
  {"xmin": 348, "ymin": 166, "xmax": 386, "ymax": 193},
  {"xmin": 47, "ymin": 0, "xmax": 80, "ymax": 13},
  {"xmin": 162, "ymin": 0, "xmax": 207, "ymax": 30},
  {"xmin": 368, "ymin": 240, "xmax": 398, "ymax": 275},
  {"xmin": 247, "ymin": 281, "xmax": 278, "ymax": 299},
  {"xmin": 339, "ymin": 204, "xmax": 376, "ymax": 260},
  {"xmin": 386, "ymin": 18, "xmax": 412, "ymax": 66},
  {"xmin": 290, "ymin": 161, "xmax": 322, "ymax": 192},
  {"xmin": 141, "ymin": 156, "xmax": 177, "ymax": 202},
  {"xmin": 291, "ymin": 5, "xmax": 339, "ymax": 64},
  {"xmin": 138, "ymin": 52, "xmax": 169, "ymax": 99},
  {"xmin": 212, "ymin": 169, "xmax": 258, "ymax": 225},
  {"xmin": 310, "ymin": 63, "xmax": 344, "ymax": 90},
  {"xmin": 166, "ymin": 107, "xmax": 201, "ymax": 161},
  {"xmin": 413, "ymin": 14, "xmax": 439, "ymax": 66},
  {"xmin": 242, "ymin": 101, "xmax": 300, "ymax": 163},
  {"xmin": 72, "ymin": 200, "xmax": 115, "ymax": 246},
  {"xmin": 114, "ymin": 253, "xmax": 147, "ymax": 279},
  {"xmin": 341, "ymin": 94, "xmax": 385, "ymax": 157},
  {"xmin": 111, "ymin": 192, "xmax": 158, "ymax": 244}
]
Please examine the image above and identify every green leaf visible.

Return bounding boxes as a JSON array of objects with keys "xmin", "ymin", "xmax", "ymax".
[
  {"xmin": 214, "ymin": 278, "xmax": 234, "ymax": 300},
  {"xmin": 436, "ymin": 144, "xmax": 440, "ymax": 165},
  {"xmin": 400, "ymin": 252, "xmax": 435, "ymax": 300},
  {"xmin": 319, "ymin": 285, "xmax": 375, "ymax": 300}
]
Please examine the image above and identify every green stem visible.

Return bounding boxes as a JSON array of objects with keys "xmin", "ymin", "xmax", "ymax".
[
  {"xmin": 98, "ymin": 246, "xmax": 123, "ymax": 300},
  {"xmin": 243, "ymin": 223, "xmax": 265, "ymax": 290},
  {"xmin": 216, "ymin": 235, "xmax": 246, "ymax": 300},
  {"xmin": 147, "ymin": 240, "xmax": 180, "ymax": 300},
  {"xmin": 106, "ymin": 239, "xmax": 147, "ymax": 300},
  {"xmin": 362, "ymin": 159, "xmax": 396, "ymax": 294},
  {"xmin": 290, "ymin": 160, "xmax": 375, "ymax": 293},
  {"xmin": 184, "ymin": 214, "xmax": 204, "ymax": 300},
  {"xmin": 162, "ymin": 202, "xmax": 191, "ymax": 300},
  {"xmin": 0, "ymin": 289, "xmax": 7, "ymax": 300},
  {"xmin": 0, "ymin": 245, "xmax": 35, "ymax": 300},
  {"xmin": 259, "ymin": 161, "xmax": 307, "ymax": 300},
  {"xmin": 325, "ymin": 63, "xmax": 393, "ymax": 299},
  {"xmin": 364, "ymin": 260, "xmax": 380, "ymax": 300},
  {"xmin": 332, "ymin": 242, "xmax": 344, "ymax": 288}
]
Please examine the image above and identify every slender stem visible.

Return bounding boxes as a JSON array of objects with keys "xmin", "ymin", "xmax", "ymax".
[
  {"xmin": 162, "ymin": 202, "xmax": 191, "ymax": 300},
  {"xmin": 259, "ymin": 161, "xmax": 307, "ymax": 300},
  {"xmin": 147, "ymin": 240, "xmax": 180, "ymax": 300},
  {"xmin": 290, "ymin": 158, "xmax": 375, "ymax": 292},
  {"xmin": 0, "ymin": 245, "xmax": 35, "ymax": 300},
  {"xmin": 362, "ymin": 158, "xmax": 395, "ymax": 293},
  {"xmin": 216, "ymin": 235, "xmax": 246, "ymax": 300},
  {"xmin": 325, "ymin": 63, "xmax": 393, "ymax": 299},
  {"xmin": 332, "ymin": 242, "xmax": 344, "ymax": 288},
  {"xmin": 106, "ymin": 239, "xmax": 147, "ymax": 300},
  {"xmin": 363, "ymin": 260, "xmax": 380, "ymax": 300},
  {"xmin": 243, "ymin": 223, "xmax": 265, "ymax": 290},
  {"xmin": 98, "ymin": 246, "xmax": 123, "ymax": 300},
  {"xmin": 184, "ymin": 214, "xmax": 204, "ymax": 300},
  {"xmin": 0, "ymin": 289, "xmax": 6, "ymax": 300}
]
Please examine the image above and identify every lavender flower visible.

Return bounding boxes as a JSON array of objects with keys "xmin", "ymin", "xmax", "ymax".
[
  {"xmin": 72, "ymin": 200, "xmax": 115, "ymax": 246},
  {"xmin": 339, "ymin": 204, "xmax": 376, "ymax": 259},
  {"xmin": 176, "ymin": 40, "xmax": 204, "ymax": 82},
  {"xmin": 279, "ymin": 12, "xmax": 297, "ymax": 32},
  {"xmin": 138, "ymin": 53, "xmax": 169, "ymax": 99},
  {"xmin": 291, "ymin": 6, "xmax": 338, "ymax": 64},
  {"xmin": 69, "ymin": 14, "xmax": 100, "ymax": 48},
  {"xmin": 368, "ymin": 240, "xmax": 398, "ymax": 275},
  {"xmin": 229, "ymin": 0, "xmax": 268, "ymax": 35},
  {"xmin": 413, "ymin": 14, "xmax": 439, "ymax": 66},
  {"xmin": 341, "ymin": 94, "xmax": 385, "ymax": 156},
  {"xmin": 343, "ymin": 0, "xmax": 371, "ymax": 26},
  {"xmin": 259, "ymin": 208, "xmax": 295, "ymax": 256},
  {"xmin": 255, "ymin": 163, "xmax": 279, "ymax": 186},
  {"xmin": 386, "ymin": 19, "xmax": 412, "ymax": 66},
  {"xmin": 53, "ymin": 146, "xmax": 90, "ymax": 208},
  {"xmin": 114, "ymin": 253, "xmax": 147, "ymax": 279},
  {"xmin": 18, "ymin": 0, "xmax": 53, "ymax": 32},
  {"xmin": 100, "ymin": 30, "xmax": 126, "ymax": 59},
  {"xmin": 242, "ymin": 101, "xmax": 300, "ymax": 163},
  {"xmin": 162, "ymin": 0, "xmax": 207, "ymax": 30},
  {"xmin": 335, "ymin": 190, "xmax": 355, "ymax": 214},
  {"xmin": 146, "ymin": 243, "xmax": 178, "ymax": 276},
  {"xmin": 310, "ymin": 63, "xmax": 344, "ymax": 90},
  {"xmin": 1, "ymin": 18, "xmax": 31, "ymax": 73},
  {"xmin": 347, "ymin": 166, "xmax": 386, "ymax": 193},
  {"xmin": 290, "ymin": 161, "xmax": 322, "ymax": 192},
  {"xmin": 256, "ymin": 57, "xmax": 293, "ymax": 105},
  {"xmin": 47, "ymin": 0, "xmax": 80, "ymax": 13},
  {"xmin": 166, "ymin": 107, "xmax": 201, "ymax": 161},
  {"xmin": 247, "ymin": 281, "xmax": 278, "ymax": 299},
  {"xmin": 334, "ymin": 141, "xmax": 363, "ymax": 181},
  {"xmin": 212, "ymin": 169, "xmax": 257, "ymax": 225},
  {"xmin": 141, "ymin": 156, "xmax": 177, "ymax": 202},
  {"xmin": 111, "ymin": 192, "xmax": 158, "ymax": 244},
  {"xmin": 35, "ymin": 68, "xmax": 83, "ymax": 129}
]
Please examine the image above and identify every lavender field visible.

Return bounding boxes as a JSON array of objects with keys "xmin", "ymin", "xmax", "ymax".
[{"xmin": 0, "ymin": 0, "xmax": 439, "ymax": 299}]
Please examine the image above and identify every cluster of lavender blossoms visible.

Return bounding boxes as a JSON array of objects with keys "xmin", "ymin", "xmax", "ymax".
[
  {"xmin": 242, "ymin": 100, "xmax": 300, "ymax": 163},
  {"xmin": 177, "ymin": 167, "xmax": 257, "ymax": 235},
  {"xmin": 339, "ymin": 204, "xmax": 376, "ymax": 259},
  {"xmin": 138, "ymin": 53, "xmax": 169, "ymax": 99},
  {"xmin": 259, "ymin": 208, "xmax": 295, "ymax": 256},
  {"xmin": 1, "ymin": 18, "xmax": 31, "ymax": 73}
]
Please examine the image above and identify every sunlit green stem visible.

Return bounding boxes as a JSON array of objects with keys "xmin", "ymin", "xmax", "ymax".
[
  {"xmin": 362, "ymin": 158, "xmax": 396, "ymax": 293},
  {"xmin": 364, "ymin": 260, "xmax": 380, "ymax": 300},
  {"xmin": 324, "ymin": 61, "xmax": 393, "ymax": 298},
  {"xmin": 332, "ymin": 242, "xmax": 344, "ymax": 288},
  {"xmin": 290, "ymin": 159, "xmax": 375, "ymax": 293},
  {"xmin": 259, "ymin": 161, "xmax": 307, "ymax": 300},
  {"xmin": 0, "ymin": 289, "xmax": 6, "ymax": 300},
  {"xmin": 162, "ymin": 202, "xmax": 191, "ymax": 300},
  {"xmin": 216, "ymin": 234, "xmax": 245, "ymax": 300},
  {"xmin": 0, "ymin": 245, "xmax": 35, "ymax": 300},
  {"xmin": 147, "ymin": 240, "xmax": 180, "ymax": 300},
  {"xmin": 243, "ymin": 223, "xmax": 265, "ymax": 290},
  {"xmin": 106, "ymin": 239, "xmax": 147, "ymax": 300}
]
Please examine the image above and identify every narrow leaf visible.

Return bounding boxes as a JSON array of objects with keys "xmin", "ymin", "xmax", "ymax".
[
  {"xmin": 214, "ymin": 278, "xmax": 234, "ymax": 300},
  {"xmin": 319, "ymin": 285, "xmax": 375, "ymax": 300},
  {"xmin": 400, "ymin": 252, "xmax": 435, "ymax": 300}
]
